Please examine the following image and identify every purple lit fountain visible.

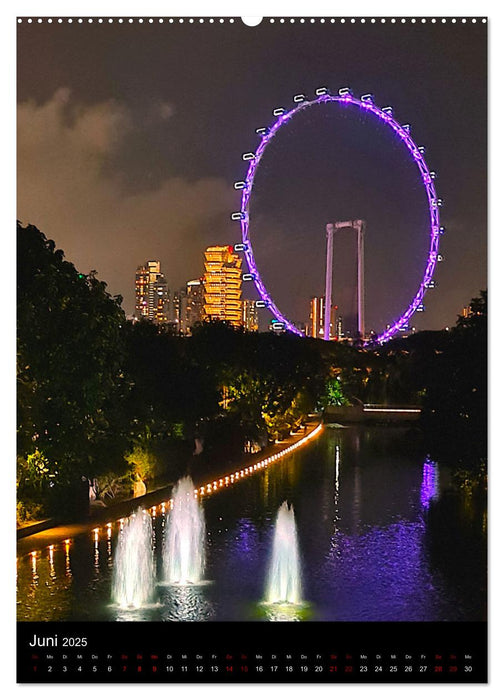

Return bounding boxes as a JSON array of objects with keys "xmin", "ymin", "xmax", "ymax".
[
  {"xmin": 163, "ymin": 476, "xmax": 206, "ymax": 585},
  {"xmin": 265, "ymin": 501, "xmax": 302, "ymax": 604},
  {"xmin": 112, "ymin": 508, "xmax": 155, "ymax": 608}
]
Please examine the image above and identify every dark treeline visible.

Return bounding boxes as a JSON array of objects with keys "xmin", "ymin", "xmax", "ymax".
[{"xmin": 16, "ymin": 223, "xmax": 487, "ymax": 522}]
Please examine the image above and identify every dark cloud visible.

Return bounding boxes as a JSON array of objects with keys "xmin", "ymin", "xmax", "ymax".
[
  {"xmin": 17, "ymin": 19, "xmax": 487, "ymax": 330},
  {"xmin": 17, "ymin": 89, "xmax": 236, "ymax": 313}
]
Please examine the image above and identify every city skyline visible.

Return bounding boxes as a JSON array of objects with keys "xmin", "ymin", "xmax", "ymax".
[
  {"xmin": 134, "ymin": 250, "xmax": 260, "ymax": 333},
  {"xmin": 17, "ymin": 18, "xmax": 486, "ymax": 337}
]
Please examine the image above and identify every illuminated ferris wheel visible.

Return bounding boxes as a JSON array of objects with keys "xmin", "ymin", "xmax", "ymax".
[{"xmin": 231, "ymin": 87, "xmax": 443, "ymax": 345}]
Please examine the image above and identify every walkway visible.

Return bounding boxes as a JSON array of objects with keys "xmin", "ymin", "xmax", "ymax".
[{"xmin": 16, "ymin": 421, "xmax": 322, "ymax": 558}]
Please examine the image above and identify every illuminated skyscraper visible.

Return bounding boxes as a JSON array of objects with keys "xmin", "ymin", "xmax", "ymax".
[
  {"xmin": 242, "ymin": 299, "xmax": 259, "ymax": 332},
  {"xmin": 310, "ymin": 296, "xmax": 325, "ymax": 339},
  {"xmin": 310, "ymin": 296, "xmax": 338, "ymax": 339},
  {"xmin": 184, "ymin": 279, "xmax": 204, "ymax": 333},
  {"xmin": 135, "ymin": 260, "xmax": 169, "ymax": 324},
  {"xmin": 203, "ymin": 246, "xmax": 242, "ymax": 326},
  {"xmin": 135, "ymin": 264, "xmax": 149, "ymax": 318},
  {"xmin": 169, "ymin": 289, "xmax": 185, "ymax": 330}
]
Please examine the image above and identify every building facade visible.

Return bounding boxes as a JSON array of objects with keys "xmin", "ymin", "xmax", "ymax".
[
  {"xmin": 309, "ymin": 296, "xmax": 339, "ymax": 339},
  {"xmin": 309, "ymin": 296, "xmax": 325, "ymax": 339},
  {"xmin": 135, "ymin": 260, "xmax": 169, "ymax": 324},
  {"xmin": 185, "ymin": 278, "xmax": 204, "ymax": 333},
  {"xmin": 203, "ymin": 246, "xmax": 243, "ymax": 326},
  {"xmin": 242, "ymin": 299, "xmax": 259, "ymax": 332}
]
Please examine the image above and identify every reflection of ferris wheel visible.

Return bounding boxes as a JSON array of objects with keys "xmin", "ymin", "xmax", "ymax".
[{"xmin": 231, "ymin": 87, "xmax": 444, "ymax": 345}]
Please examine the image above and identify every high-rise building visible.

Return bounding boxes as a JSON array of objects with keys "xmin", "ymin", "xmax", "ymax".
[
  {"xmin": 135, "ymin": 265, "xmax": 149, "ymax": 318},
  {"xmin": 242, "ymin": 299, "xmax": 259, "ymax": 332},
  {"xmin": 309, "ymin": 296, "xmax": 325, "ymax": 339},
  {"xmin": 185, "ymin": 279, "xmax": 204, "ymax": 333},
  {"xmin": 309, "ymin": 297, "xmax": 339, "ymax": 339},
  {"xmin": 203, "ymin": 246, "xmax": 242, "ymax": 326},
  {"xmin": 135, "ymin": 260, "xmax": 169, "ymax": 324},
  {"xmin": 168, "ymin": 289, "xmax": 184, "ymax": 328}
]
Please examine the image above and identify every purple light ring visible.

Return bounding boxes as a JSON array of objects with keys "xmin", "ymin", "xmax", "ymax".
[{"xmin": 239, "ymin": 93, "xmax": 440, "ymax": 343}]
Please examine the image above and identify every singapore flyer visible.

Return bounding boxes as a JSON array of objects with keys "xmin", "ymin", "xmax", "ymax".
[{"xmin": 233, "ymin": 87, "xmax": 444, "ymax": 345}]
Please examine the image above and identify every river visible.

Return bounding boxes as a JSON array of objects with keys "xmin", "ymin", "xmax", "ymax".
[{"xmin": 16, "ymin": 425, "xmax": 486, "ymax": 623}]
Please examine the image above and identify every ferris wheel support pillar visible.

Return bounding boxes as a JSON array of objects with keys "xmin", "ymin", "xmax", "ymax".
[
  {"xmin": 324, "ymin": 223, "xmax": 335, "ymax": 341},
  {"xmin": 325, "ymin": 219, "xmax": 366, "ymax": 341},
  {"xmin": 355, "ymin": 219, "xmax": 365, "ymax": 338}
]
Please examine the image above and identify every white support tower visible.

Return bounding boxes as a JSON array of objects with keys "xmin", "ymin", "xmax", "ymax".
[
  {"xmin": 324, "ymin": 220, "xmax": 365, "ymax": 341},
  {"xmin": 324, "ymin": 224, "xmax": 335, "ymax": 341}
]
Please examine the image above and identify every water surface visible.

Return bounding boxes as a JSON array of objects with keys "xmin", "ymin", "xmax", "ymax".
[{"xmin": 17, "ymin": 426, "xmax": 486, "ymax": 622}]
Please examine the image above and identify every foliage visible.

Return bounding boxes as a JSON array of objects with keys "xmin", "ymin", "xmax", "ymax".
[
  {"xmin": 17, "ymin": 222, "xmax": 128, "ymax": 500},
  {"xmin": 452, "ymin": 460, "xmax": 487, "ymax": 495},
  {"xmin": 419, "ymin": 291, "xmax": 487, "ymax": 468},
  {"xmin": 92, "ymin": 471, "xmax": 132, "ymax": 503},
  {"xmin": 16, "ymin": 499, "xmax": 45, "ymax": 527},
  {"xmin": 17, "ymin": 221, "xmax": 486, "ymax": 516},
  {"xmin": 124, "ymin": 427, "xmax": 158, "ymax": 482},
  {"xmin": 319, "ymin": 376, "xmax": 350, "ymax": 408},
  {"xmin": 18, "ymin": 449, "xmax": 54, "ymax": 490}
]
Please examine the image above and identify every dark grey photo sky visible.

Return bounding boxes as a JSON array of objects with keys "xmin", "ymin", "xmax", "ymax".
[{"xmin": 17, "ymin": 17, "xmax": 487, "ymax": 332}]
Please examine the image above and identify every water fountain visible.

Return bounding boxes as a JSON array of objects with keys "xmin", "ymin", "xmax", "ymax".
[
  {"xmin": 112, "ymin": 507, "xmax": 155, "ymax": 608},
  {"xmin": 163, "ymin": 476, "xmax": 206, "ymax": 584},
  {"xmin": 265, "ymin": 501, "xmax": 302, "ymax": 604}
]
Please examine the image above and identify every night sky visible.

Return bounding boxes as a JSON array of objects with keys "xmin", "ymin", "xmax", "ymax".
[{"xmin": 17, "ymin": 17, "xmax": 487, "ymax": 333}]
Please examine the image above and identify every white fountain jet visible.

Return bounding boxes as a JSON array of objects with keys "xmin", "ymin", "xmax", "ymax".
[
  {"xmin": 265, "ymin": 501, "xmax": 302, "ymax": 604},
  {"xmin": 163, "ymin": 476, "xmax": 206, "ymax": 585},
  {"xmin": 112, "ymin": 507, "xmax": 155, "ymax": 608}
]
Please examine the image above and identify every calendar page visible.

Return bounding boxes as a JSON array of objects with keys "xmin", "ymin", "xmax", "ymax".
[{"xmin": 16, "ymin": 10, "xmax": 487, "ymax": 684}]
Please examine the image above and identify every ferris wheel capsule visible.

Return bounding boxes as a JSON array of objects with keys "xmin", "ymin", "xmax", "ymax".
[
  {"xmin": 242, "ymin": 152, "xmax": 255, "ymax": 161},
  {"xmin": 360, "ymin": 93, "xmax": 374, "ymax": 103},
  {"xmin": 230, "ymin": 211, "xmax": 246, "ymax": 221},
  {"xmin": 293, "ymin": 93, "xmax": 307, "ymax": 103},
  {"xmin": 242, "ymin": 273, "xmax": 256, "ymax": 281},
  {"xmin": 382, "ymin": 106, "xmax": 394, "ymax": 115},
  {"xmin": 255, "ymin": 126, "xmax": 269, "ymax": 136},
  {"xmin": 315, "ymin": 86, "xmax": 329, "ymax": 96},
  {"xmin": 255, "ymin": 300, "xmax": 269, "ymax": 308},
  {"xmin": 234, "ymin": 243, "xmax": 248, "ymax": 252},
  {"xmin": 401, "ymin": 123, "xmax": 411, "ymax": 133},
  {"xmin": 272, "ymin": 107, "xmax": 285, "ymax": 116},
  {"xmin": 233, "ymin": 181, "xmax": 246, "ymax": 190},
  {"xmin": 338, "ymin": 87, "xmax": 353, "ymax": 96}
]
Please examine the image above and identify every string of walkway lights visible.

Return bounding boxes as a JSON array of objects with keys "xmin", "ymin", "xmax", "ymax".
[{"xmin": 25, "ymin": 423, "xmax": 323, "ymax": 561}]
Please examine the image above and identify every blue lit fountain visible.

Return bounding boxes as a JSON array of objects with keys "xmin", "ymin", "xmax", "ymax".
[
  {"xmin": 163, "ymin": 476, "xmax": 206, "ymax": 585},
  {"xmin": 265, "ymin": 501, "xmax": 302, "ymax": 605},
  {"xmin": 112, "ymin": 507, "xmax": 155, "ymax": 608}
]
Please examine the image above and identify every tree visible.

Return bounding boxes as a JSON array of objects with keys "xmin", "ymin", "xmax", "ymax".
[
  {"xmin": 420, "ymin": 291, "xmax": 487, "ymax": 470},
  {"xmin": 17, "ymin": 223, "xmax": 128, "ymax": 514}
]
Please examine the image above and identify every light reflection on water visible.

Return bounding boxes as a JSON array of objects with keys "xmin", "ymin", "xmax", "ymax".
[
  {"xmin": 259, "ymin": 602, "xmax": 310, "ymax": 622},
  {"xmin": 16, "ymin": 426, "xmax": 486, "ymax": 622},
  {"xmin": 158, "ymin": 584, "xmax": 215, "ymax": 622}
]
